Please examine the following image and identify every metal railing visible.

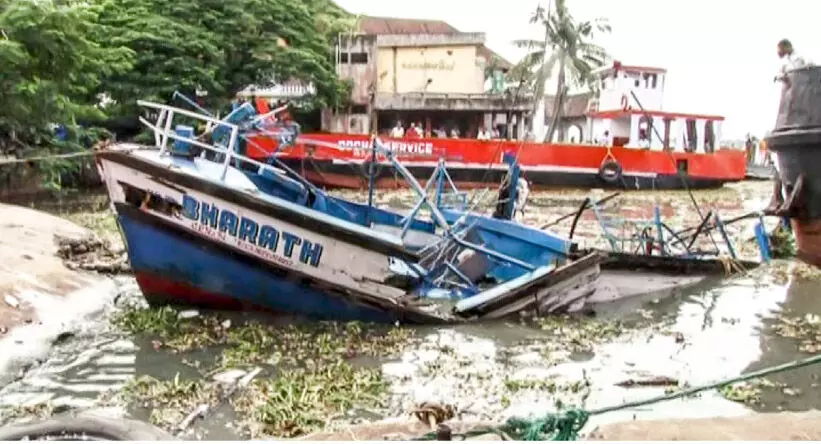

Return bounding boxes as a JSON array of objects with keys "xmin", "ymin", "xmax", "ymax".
[{"xmin": 137, "ymin": 100, "xmax": 295, "ymax": 185}]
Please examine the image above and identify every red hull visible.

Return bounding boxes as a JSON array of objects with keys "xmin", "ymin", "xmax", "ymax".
[{"xmin": 246, "ymin": 133, "xmax": 747, "ymax": 190}]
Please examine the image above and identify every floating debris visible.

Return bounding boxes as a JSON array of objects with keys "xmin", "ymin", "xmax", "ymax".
[
  {"xmin": 55, "ymin": 233, "xmax": 129, "ymax": 274},
  {"xmin": 535, "ymin": 315, "xmax": 633, "ymax": 353},
  {"xmin": 772, "ymin": 313, "xmax": 821, "ymax": 353},
  {"xmin": 0, "ymin": 402, "xmax": 61, "ymax": 426},
  {"xmin": 719, "ymin": 378, "xmax": 784, "ymax": 406},
  {"xmin": 107, "ymin": 374, "xmax": 223, "ymax": 430}
]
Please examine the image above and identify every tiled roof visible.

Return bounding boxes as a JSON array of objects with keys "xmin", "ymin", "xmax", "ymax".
[{"xmin": 357, "ymin": 16, "xmax": 512, "ymax": 69}]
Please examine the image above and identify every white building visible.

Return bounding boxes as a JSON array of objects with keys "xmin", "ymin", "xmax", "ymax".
[{"xmin": 546, "ymin": 62, "xmax": 725, "ymax": 153}]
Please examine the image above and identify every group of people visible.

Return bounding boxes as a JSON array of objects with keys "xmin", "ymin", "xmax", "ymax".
[{"xmin": 388, "ymin": 121, "xmax": 503, "ymax": 141}]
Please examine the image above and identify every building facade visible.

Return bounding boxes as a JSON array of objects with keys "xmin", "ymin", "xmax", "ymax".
[{"xmin": 325, "ymin": 16, "xmax": 532, "ymax": 139}]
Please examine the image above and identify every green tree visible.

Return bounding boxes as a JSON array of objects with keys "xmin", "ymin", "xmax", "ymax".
[
  {"xmin": 0, "ymin": 0, "xmax": 133, "ymax": 188},
  {"xmin": 512, "ymin": 0, "xmax": 610, "ymax": 142},
  {"xmin": 94, "ymin": 0, "xmax": 353, "ymax": 123}
]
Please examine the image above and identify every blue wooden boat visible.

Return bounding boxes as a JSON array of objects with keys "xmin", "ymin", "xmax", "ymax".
[{"xmin": 95, "ymin": 98, "xmax": 605, "ymax": 323}]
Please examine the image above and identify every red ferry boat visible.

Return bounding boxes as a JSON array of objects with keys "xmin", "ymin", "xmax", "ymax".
[{"xmin": 246, "ymin": 62, "xmax": 747, "ymax": 190}]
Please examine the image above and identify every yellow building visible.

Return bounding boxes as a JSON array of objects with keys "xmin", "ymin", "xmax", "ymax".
[{"xmin": 325, "ymin": 16, "xmax": 532, "ymax": 140}]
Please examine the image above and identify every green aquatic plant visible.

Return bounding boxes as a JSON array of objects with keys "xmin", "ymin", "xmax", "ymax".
[
  {"xmin": 769, "ymin": 224, "xmax": 796, "ymax": 259},
  {"xmin": 234, "ymin": 360, "xmax": 388, "ymax": 438},
  {"xmin": 111, "ymin": 305, "xmax": 228, "ymax": 351},
  {"xmin": 218, "ymin": 321, "xmax": 416, "ymax": 369},
  {"xmin": 536, "ymin": 315, "xmax": 630, "ymax": 352},
  {"xmin": 115, "ymin": 373, "xmax": 222, "ymax": 429}
]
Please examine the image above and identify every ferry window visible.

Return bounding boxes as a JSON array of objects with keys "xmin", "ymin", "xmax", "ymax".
[
  {"xmin": 704, "ymin": 120, "xmax": 716, "ymax": 153},
  {"xmin": 685, "ymin": 119, "xmax": 698, "ymax": 152},
  {"xmin": 663, "ymin": 118, "xmax": 672, "ymax": 151},
  {"xmin": 642, "ymin": 73, "xmax": 650, "ymax": 88},
  {"xmin": 634, "ymin": 78, "xmax": 641, "ymax": 87},
  {"xmin": 349, "ymin": 52, "xmax": 369, "ymax": 64},
  {"xmin": 651, "ymin": 74, "xmax": 658, "ymax": 88}
]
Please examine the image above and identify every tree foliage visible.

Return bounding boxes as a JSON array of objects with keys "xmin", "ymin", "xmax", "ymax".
[
  {"xmin": 0, "ymin": 0, "xmax": 133, "ymax": 188},
  {"xmin": 94, "ymin": 0, "xmax": 352, "ymax": 118},
  {"xmin": 0, "ymin": 0, "xmax": 351, "ymax": 190},
  {"xmin": 511, "ymin": 0, "xmax": 610, "ymax": 142}
]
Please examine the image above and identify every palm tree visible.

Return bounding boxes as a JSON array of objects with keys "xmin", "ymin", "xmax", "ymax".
[{"xmin": 512, "ymin": 0, "xmax": 610, "ymax": 142}]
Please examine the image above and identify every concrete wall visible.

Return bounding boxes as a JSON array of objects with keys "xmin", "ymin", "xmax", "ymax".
[
  {"xmin": 322, "ymin": 110, "xmax": 371, "ymax": 135},
  {"xmin": 336, "ymin": 34, "xmax": 378, "ymax": 105},
  {"xmin": 376, "ymin": 45, "xmax": 484, "ymax": 95}
]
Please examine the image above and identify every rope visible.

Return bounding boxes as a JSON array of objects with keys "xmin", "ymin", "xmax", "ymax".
[
  {"xmin": 413, "ymin": 351, "xmax": 821, "ymax": 441},
  {"xmin": 0, "ymin": 150, "xmax": 99, "ymax": 165},
  {"xmin": 0, "ymin": 146, "xmax": 154, "ymax": 166},
  {"xmin": 601, "ymin": 145, "xmax": 617, "ymax": 164}
]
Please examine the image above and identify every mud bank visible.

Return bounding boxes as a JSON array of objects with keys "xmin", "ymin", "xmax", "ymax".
[
  {"xmin": 298, "ymin": 411, "xmax": 821, "ymax": 440},
  {"xmin": 588, "ymin": 410, "xmax": 821, "ymax": 440},
  {"xmin": 0, "ymin": 204, "xmax": 118, "ymax": 386}
]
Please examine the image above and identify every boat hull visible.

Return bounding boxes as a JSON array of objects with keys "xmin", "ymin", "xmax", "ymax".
[
  {"xmin": 246, "ymin": 133, "xmax": 747, "ymax": 191},
  {"xmin": 278, "ymin": 158, "xmax": 729, "ymax": 190},
  {"xmin": 766, "ymin": 65, "xmax": 821, "ymax": 269},
  {"xmin": 119, "ymin": 205, "xmax": 402, "ymax": 323}
]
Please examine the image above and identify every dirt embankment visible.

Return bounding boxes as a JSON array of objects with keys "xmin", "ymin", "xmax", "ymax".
[
  {"xmin": 0, "ymin": 203, "xmax": 120, "ymax": 382},
  {"xmin": 587, "ymin": 410, "xmax": 821, "ymax": 440},
  {"xmin": 296, "ymin": 410, "xmax": 821, "ymax": 441}
]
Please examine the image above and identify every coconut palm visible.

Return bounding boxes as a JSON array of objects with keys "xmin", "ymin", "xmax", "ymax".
[{"xmin": 511, "ymin": 0, "xmax": 610, "ymax": 142}]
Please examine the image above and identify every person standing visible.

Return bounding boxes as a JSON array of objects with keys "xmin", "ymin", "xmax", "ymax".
[
  {"xmin": 774, "ymin": 39, "xmax": 807, "ymax": 89},
  {"xmin": 390, "ymin": 121, "xmax": 405, "ymax": 138},
  {"xmin": 766, "ymin": 39, "xmax": 807, "ymax": 215}
]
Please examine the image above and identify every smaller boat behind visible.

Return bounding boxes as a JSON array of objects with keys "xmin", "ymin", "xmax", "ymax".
[{"xmin": 95, "ymin": 98, "xmax": 609, "ymax": 324}]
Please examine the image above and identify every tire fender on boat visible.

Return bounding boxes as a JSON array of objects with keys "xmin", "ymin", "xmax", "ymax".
[
  {"xmin": 599, "ymin": 160, "xmax": 623, "ymax": 184},
  {"xmin": 0, "ymin": 411, "xmax": 174, "ymax": 441}
]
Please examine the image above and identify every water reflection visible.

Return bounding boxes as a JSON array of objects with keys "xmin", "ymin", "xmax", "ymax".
[{"xmin": 744, "ymin": 276, "xmax": 821, "ymax": 412}]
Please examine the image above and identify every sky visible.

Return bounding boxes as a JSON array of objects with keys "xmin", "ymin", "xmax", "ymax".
[{"xmin": 334, "ymin": 0, "xmax": 820, "ymax": 140}]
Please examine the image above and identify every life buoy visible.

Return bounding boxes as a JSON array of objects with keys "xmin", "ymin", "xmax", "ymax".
[
  {"xmin": 599, "ymin": 160, "xmax": 623, "ymax": 184},
  {"xmin": 620, "ymin": 94, "xmax": 629, "ymax": 111}
]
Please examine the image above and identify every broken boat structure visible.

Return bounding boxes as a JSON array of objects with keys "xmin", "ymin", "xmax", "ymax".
[
  {"xmin": 559, "ymin": 194, "xmax": 769, "ymax": 299},
  {"xmin": 95, "ymin": 98, "xmax": 612, "ymax": 324}
]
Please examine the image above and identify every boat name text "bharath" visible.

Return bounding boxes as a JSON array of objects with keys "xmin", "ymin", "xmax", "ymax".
[
  {"xmin": 338, "ymin": 139, "xmax": 435, "ymax": 156},
  {"xmin": 180, "ymin": 195, "xmax": 323, "ymax": 267}
]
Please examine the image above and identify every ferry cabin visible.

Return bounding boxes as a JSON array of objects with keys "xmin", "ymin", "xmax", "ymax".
[{"xmin": 582, "ymin": 63, "xmax": 725, "ymax": 153}]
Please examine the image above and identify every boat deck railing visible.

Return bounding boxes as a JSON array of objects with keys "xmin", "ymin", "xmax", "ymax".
[{"xmin": 137, "ymin": 100, "xmax": 310, "ymax": 188}]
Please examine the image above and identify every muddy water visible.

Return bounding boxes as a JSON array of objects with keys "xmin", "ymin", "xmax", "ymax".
[{"xmin": 2, "ymin": 181, "xmax": 821, "ymax": 439}]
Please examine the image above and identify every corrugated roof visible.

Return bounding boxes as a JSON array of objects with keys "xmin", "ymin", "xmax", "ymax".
[{"xmin": 357, "ymin": 15, "xmax": 511, "ymax": 69}]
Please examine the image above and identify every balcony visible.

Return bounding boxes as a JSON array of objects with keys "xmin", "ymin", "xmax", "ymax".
[{"xmin": 374, "ymin": 92, "xmax": 532, "ymax": 111}]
